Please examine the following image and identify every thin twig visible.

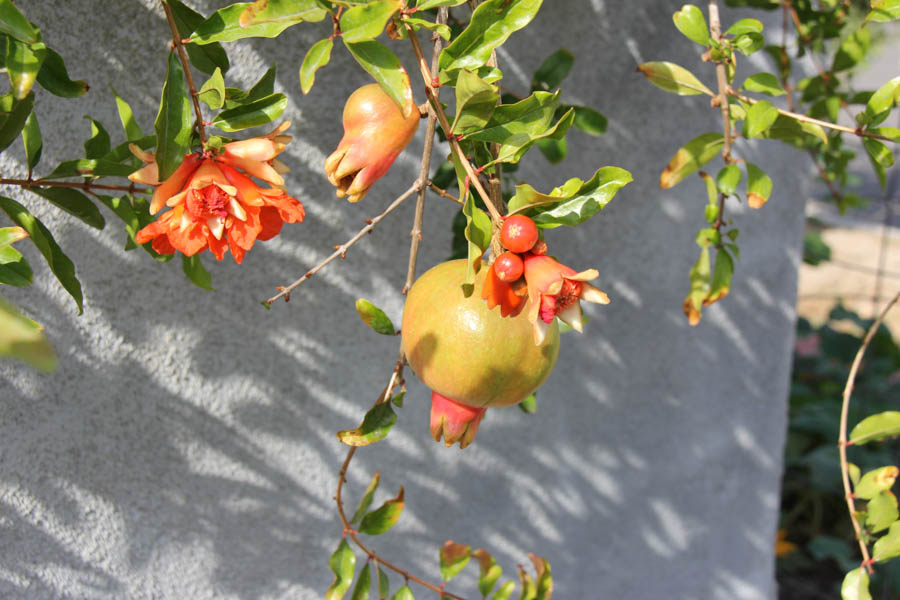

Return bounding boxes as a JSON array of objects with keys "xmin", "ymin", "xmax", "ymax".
[
  {"xmin": 427, "ymin": 181, "xmax": 461, "ymax": 204},
  {"xmin": 0, "ymin": 177, "xmax": 147, "ymax": 194},
  {"xmin": 839, "ymin": 289, "xmax": 900, "ymax": 575},
  {"xmin": 708, "ymin": 0, "xmax": 734, "ymax": 164},
  {"xmin": 264, "ymin": 180, "xmax": 421, "ymax": 305},
  {"xmin": 162, "ymin": 0, "xmax": 207, "ymax": 147}
]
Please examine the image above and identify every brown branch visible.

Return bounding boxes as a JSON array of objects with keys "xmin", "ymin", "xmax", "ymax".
[
  {"xmin": 428, "ymin": 181, "xmax": 461, "ymax": 204},
  {"xmin": 708, "ymin": 0, "xmax": 734, "ymax": 164},
  {"xmin": 162, "ymin": 0, "xmax": 207, "ymax": 147},
  {"xmin": 264, "ymin": 180, "xmax": 421, "ymax": 305},
  {"xmin": 839, "ymin": 289, "xmax": 900, "ymax": 575},
  {"xmin": 1, "ymin": 177, "xmax": 148, "ymax": 194}
]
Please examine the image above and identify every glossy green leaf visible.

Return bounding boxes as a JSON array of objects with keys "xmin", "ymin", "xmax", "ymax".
[
  {"xmin": 155, "ymin": 52, "xmax": 193, "ymax": 181},
  {"xmin": 452, "ymin": 69, "xmax": 499, "ymax": 134},
  {"xmin": 359, "ymin": 487, "xmax": 404, "ymax": 536},
  {"xmin": 762, "ymin": 114, "xmax": 827, "ymax": 145},
  {"xmin": 390, "ymin": 391, "xmax": 404, "ymax": 408},
  {"xmin": 417, "ymin": 0, "xmax": 467, "ymax": 8},
  {"xmin": 733, "ymin": 32, "xmax": 764, "ymax": 56},
  {"xmin": 0, "ymin": 196, "xmax": 82, "ymax": 313},
  {"xmin": 855, "ymin": 466, "xmax": 899, "ymax": 500},
  {"xmin": 867, "ymin": 491, "xmax": 898, "ymax": 533},
  {"xmin": 673, "ymin": 4, "xmax": 709, "ymax": 45},
  {"xmin": 0, "ymin": 225, "xmax": 27, "ymax": 249},
  {"xmin": 440, "ymin": 65, "xmax": 504, "ymax": 87},
  {"xmin": 341, "ymin": 0, "xmax": 403, "ymax": 43},
  {"xmin": 6, "ymin": 38, "xmax": 45, "ymax": 100},
  {"xmin": 376, "ymin": 566, "xmax": 389, "ymax": 599},
  {"xmin": 745, "ymin": 162, "xmax": 772, "ymax": 209},
  {"xmin": 83, "ymin": 116, "xmax": 111, "ymax": 159},
  {"xmin": 706, "ymin": 248, "xmax": 734, "ymax": 305},
  {"xmin": 167, "ymin": 0, "xmax": 231, "ymax": 75},
  {"xmin": 198, "ymin": 67, "xmax": 226, "ymax": 110},
  {"xmin": 190, "ymin": 1, "xmax": 326, "ymax": 44},
  {"xmin": 529, "ymin": 554, "xmax": 552, "ymax": 600},
  {"xmin": 532, "ymin": 49, "xmax": 574, "ymax": 91},
  {"xmin": 439, "ymin": 0, "xmax": 543, "ymax": 73},
  {"xmin": 0, "ymin": 91, "xmax": 32, "ymax": 152},
  {"xmin": 34, "ymin": 45, "xmax": 87, "ymax": 100},
  {"xmin": 743, "ymin": 99, "xmax": 779, "ymax": 138},
  {"xmin": 683, "ymin": 246, "xmax": 711, "ymax": 325},
  {"xmin": 345, "ymin": 40, "xmax": 412, "ymax": 117},
  {"xmin": 637, "ymin": 61, "xmax": 714, "ymax": 96},
  {"xmin": 833, "ymin": 27, "xmax": 870, "ymax": 72},
  {"xmin": 439, "ymin": 541, "xmax": 471, "ymax": 582},
  {"xmin": 491, "ymin": 581, "xmax": 516, "ymax": 600},
  {"xmin": 0, "ymin": 0, "xmax": 38, "ymax": 43},
  {"xmin": 864, "ymin": 137, "xmax": 894, "ymax": 168},
  {"xmin": 29, "ymin": 187, "xmax": 105, "ymax": 230},
  {"xmin": 850, "ymin": 411, "xmax": 900, "ymax": 444},
  {"xmin": 536, "ymin": 136, "xmax": 566, "ymax": 163},
  {"xmin": 22, "ymin": 110, "xmax": 41, "ymax": 172},
  {"xmin": 459, "ymin": 170, "xmax": 491, "ymax": 293},
  {"xmin": 355, "ymin": 299, "xmax": 395, "ymax": 335},
  {"xmin": 0, "ymin": 245, "xmax": 32, "ymax": 286},
  {"xmin": 572, "ymin": 105, "xmax": 607, "ymax": 136},
  {"xmin": 181, "ymin": 254, "xmax": 214, "ymax": 291},
  {"xmin": 659, "ymin": 132, "xmax": 724, "ymax": 189},
  {"xmin": 873, "ymin": 520, "xmax": 900, "ymax": 562},
  {"xmin": 391, "ymin": 585, "xmax": 414, "ymax": 600},
  {"xmin": 715, "ymin": 164, "xmax": 741, "ymax": 196},
  {"xmin": 867, "ymin": 0, "xmax": 900, "ymax": 22},
  {"xmin": 850, "ymin": 463, "xmax": 862, "ymax": 488},
  {"xmin": 726, "ymin": 18, "xmax": 763, "ymax": 35},
  {"xmin": 0, "ymin": 297, "xmax": 56, "ymax": 372},
  {"xmin": 111, "ymin": 87, "xmax": 143, "ymax": 142},
  {"xmin": 96, "ymin": 195, "xmax": 142, "ymax": 250},
  {"xmin": 508, "ymin": 166, "xmax": 631, "ymax": 228},
  {"xmin": 869, "ymin": 127, "xmax": 900, "ymax": 141},
  {"xmin": 300, "ymin": 38, "xmax": 333, "ymax": 94},
  {"xmin": 326, "ymin": 539, "xmax": 357, "ymax": 600},
  {"xmin": 841, "ymin": 568, "xmax": 872, "ymax": 600},
  {"xmin": 351, "ymin": 472, "xmax": 380, "ymax": 526},
  {"xmin": 351, "ymin": 562, "xmax": 371, "ymax": 600},
  {"xmin": 517, "ymin": 564, "xmax": 537, "ymax": 600},
  {"xmin": 403, "ymin": 17, "xmax": 451, "ymax": 41},
  {"xmin": 742, "ymin": 73, "xmax": 785, "ymax": 96},
  {"xmin": 473, "ymin": 549, "xmax": 502, "ymax": 597},
  {"xmin": 337, "ymin": 402, "xmax": 397, "ymax": 447},
  {"xmin": 862, "ymin": 77, "xmax": 900, "ymax": 126},
  {"xmin": 44, "ymin": 159, "xmax": 135, "ymax": 180},
  {"xmin": 245, "ymin": 62, "xmax": 277, "ymax": 104},
  {"xmin": 211, "ymin": 93, "xmax": 286, "ymax": 132}
]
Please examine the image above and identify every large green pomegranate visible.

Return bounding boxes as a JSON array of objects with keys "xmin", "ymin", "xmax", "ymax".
[{"xmin": 401, "ymin": 260, "xmax": 560, "ymax": 410}]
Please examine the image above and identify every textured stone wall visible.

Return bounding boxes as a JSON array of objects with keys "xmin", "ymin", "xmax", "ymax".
[{"xmin": 1, "ymin": 1, "xmax": 803, "ymax": 598}]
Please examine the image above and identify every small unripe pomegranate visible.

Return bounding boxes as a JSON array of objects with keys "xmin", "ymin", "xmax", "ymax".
[
  {"xmin": 530, "ymin": 238, "xmax": 549, "ymax": 256},
  {"xmin": 493, "ymin": 251, "xmax": 524, "ymax": 282},
  {"xmin": 500, "ymin": 214, "xmax": 539, "ymax": 253}
]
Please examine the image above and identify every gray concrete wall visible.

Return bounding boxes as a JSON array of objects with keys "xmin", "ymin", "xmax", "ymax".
[{"xmin": 1, "ymin": 1, "xmax": 803, "ymax": 598}]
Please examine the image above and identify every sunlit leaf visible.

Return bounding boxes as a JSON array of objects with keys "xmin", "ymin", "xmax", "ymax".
[
  {"xmin": 29, "ymin": 187, "xmax": 105, "ymax": 230},
  {"xmin": 0, "ymin": 245, "xmax": 32, "ymax": 286},
  {"xmin": 832, "ymin": 27, "xmax": 870, "ymax": 72},
  {"xmin": 673, "ymin": 4, "xmax": 709, "ymax": 45},
  {"xmin": 198, "ymin": 67, "xmax": 226, "ymax": 110},
  {"xmin": 210, "ymin": 93, "xmax": 287, "ymax": 132},
  {"xmin": 190, "ymin": 1, "xmax": 326, "ymax": 44},
  {"xmin": 355, "ymin": 299, "xmax": 395, "ymax": 335},
  {"xmin": 861, "ymin": 76, "xmax": 899, "ymax": 126},
  {"xmin": 43, "ymin": 159, "xmax": 135, "ymax": 180},
  {"xmin": 300, "ymin": 38, "xmax": 333, "ymax": 94},
  {"xmin": 345, "ymin": 40, "xmax": 413, "ymax": 117},
  {"xmin": 659, "ymin": 132, "xmax": 724, "ymax": 189},
  {"xmin": 35, "ymin": 46, "xmax": 88, "ymax": 98},
  {"xmin": 745, "ymin": 162, "xmax": 772, "ymax": 209},
  {"xmin": 337, "ymin": 403, "xmax": 397, "ymax": 447},
  {"xmin": 452, "ymin": 69, "xmax": 499, "ymax": 135},
  {"xmin": 417, "ymin": 0, "xmax": 467, "ymax": 8},
  {"xmin": 341, "ymin": 0, "xmax": 403, "ymax": 43},
  {"xmin": 403, "ymin": 17, "xmax": 451, "ymax": 41},
  {"xmin": 326, "ymin": 539, "xmax": 357, "ymax": 600},
  {"xmin": 460, "ymin": 177, "xmax": 491, "ymax": 292},
  {"xmin": 855, "ymin": 466, "xmax": 899, "ymax": 500},
  {"xmin": 867, "ymin": 0, "xmax": 900, "ymax": 22},
  {"xmin": 743, "ymin": 99, "xmax": 779, "ymax": 138},
  {"xmin": 733, "ymin": 32, "xmax": 764, "ymax": 56},
  {"xmin": 359, "ymin": 487, "xmax": 404, "ymax": 536},
  {"xmin": 351, "ymin": 562, "xmax": 371, "ymax": 600},
  {"xmin": 491, "ymin": 581, "xmax": 516, "ymax": 600},
  {"xmin": 518, "ymin": 394, "xmax": 537, "ymax": 414},
  {"xmin": 841, "ymin": 567, "xmax": 872, "ymax": 600},
  {"xmin": 6, "ymin": 38, "xmax": 45, "ymax": 99},
  {"xmin": 742, "ymin": 72, "xmax": 785, "ymax": 96},
  {"xmin": 683, "ymin": 246, "xmax": 710, "ymax": 325},
  {"xmin": 155, "ymin": 52, "xmax": 193, "ymax": 181},
  {"xmin": 21, "ymin": 110, "xmax": 41, "ymax": 172},
  {"xmin": 851, "ymin": 411, "xmax": 900, "ymax": 445},
  {"xmin": 705, "ymin": 248, "xmax": 733, "ymax": 305},
  {"xmin": 715, "ymin": 164, "xmax": 741, "ymax": 196},
  {"xmin": 517, "ymin": 563, "xmax": 537, "ymax": 600},
  {"xmin": 529, "ymin": 554, "xmax": 552, "ymax": 600},
  {"xmin": 391, "ymin": 584, "xmax": 414, "ymax": 600},
  {"xmin": 351, "ymin": 471, "xmax": 380, "ymax": 526},
  {"xmin": 439, "ymin": 540, "xmax": 471, "ymax": 582},
  {"xmin": 0, "ymin": 91, "xmax": 32, "ymax": 152},
  {"xmin": 167, "ymin": 0, "xmax": 231, "ymax": 75},
  {"xmin": 473, "ymin": 549, "xmax": 503, "ymax": 597},
  {"xmin": 867, "ymin": 491, "xmax": 898, "ymax": 533},
  {"xmin": 637, "ymin": 61, "xmax": 714, "ymax": 96},
  {"xmin": 376, "ymin": 566, "xmax": 389, "ymax": 599},
  {"xmin": 873, "ymin": 520, "xmax": 900, "ymax": 562},
  {"xmin": 726, "ymin": 18, "xmax": 763, "ymax": 35},
  {"xmin": 0, "ymin": 296, "xmax": 56, "ymax": 372},
  {"xmin": 0, "ymin": 0, "xmax": 38, "ymax": 43},
  {"xmin": 112, "ymin": 87, "xmax": 143, "ymax": 142}
]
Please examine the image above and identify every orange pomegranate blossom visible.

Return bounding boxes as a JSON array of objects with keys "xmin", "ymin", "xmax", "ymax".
[{"xmin": 131, "ymin": 122, "xmax": 304, "ymax": 263}]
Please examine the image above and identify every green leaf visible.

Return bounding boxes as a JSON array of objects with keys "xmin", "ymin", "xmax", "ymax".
[
  {"xmin": 439, "ymin": 541, "xmax": 471, "ymax": 582},
  {"xmin": 733, "ymin": 32, "xmax": 764, "ymax": 56},
  {"xmin": 417, "ymin": 0, "xmax": 467, "ymax": 8},
  {"xmin": 473, "ymin": 549, "xmax": 503, "ymax": 597},
  {"xmin": 761, "ymin": 113, "xmax": 827, "ymax": 145},
  {"xmin": 637, "ymin": 61, "xmax": 714, "ymax": 96},
  {"xmin": 245, "ymin": 62, "xmax": 278, "ymax": 104},
  {"xmin": 36, "ymin": 45, "xmax": 88, "ymax": 99},
  {"xmin": 0, "ymin": 91, "xmax": 33, "ymax": 152},
  {"xmin": 706, "ymin": 249, "xmax": 734, "ymax": 305},
  {"xmin": 0, "ymin": 0, "xmax": 38, "ymax": 43},
  {"xmin": 491, "ymin": 581, "xmax": 516, "ymax": 600},
  {"xmin": 536, "ymin": 136, "xmax": 566, "ymax": 163},
  {"xmin": 358, "ymin": 487, "xmax": 404, "ymax": 536},
  {"xmin": 181, "ymin": 254, "xmax": 214, "ymax": 291},
  {"xmin": 43, "ymin": 159, "xmax": 135, "ymax": 180},
  {"xmin": 518, "ymin": 394, "xmax": 537, "ymax": 414},
  {"xmin": 344, "ymin": 40, "xmax": 413, "ymax": 117},
  {"xmin": 351, "ymin": 562, "xmax": 371, "ymax": 600},
  {"xmin": 726, "ymin": 18, "xmax": 763, "ymax": 35},
  {"xmin": 0, "ymin": 196, "xmax": 82, "ymax": 313},
  {"xmin": 855, "ymin": 466, "xmax": 899, "ymax": 500},
  {"xmin": 0, "ymin": 245, "xmax": 32, "ymax": 286},
  {"xmin": 189, "ymin": 1, "xmax": 327, "ymax": 44},
  {"xmin": 83, "ymin": 116, "xmax": 111, "ymax": 159},
  {"xmin": 850, "ymin": 463, "xmax": 861, "ymax": 488},
  {"xmin": 850, "ymin": 411, "xmax": 900, "ymax": 444},
  {"xmin": 96, "ymin": 195, "xmax": 142, "ymax": 250},
  {"xmin": 0, "ymin": 297, "xmax": 57, "ymax": 372},
  {"xmin": 745, "ymin": 162, "xmax": 772, "ymax": 209},
  {"xmin": 659, "ymin": 132, "xmax": 724, "ymax": 189},
  {"xmin": 341, "ymin": 0, "xmax": 403, "ymax": 43},
  {"xmin": 355, "ymin": 298, "xmax": 395, "ymax": 335},
  {"xmin": 0, "ymin": 225, "xmax": 27, "ymax": 249},
  {"xmin": 460, "ymin": 181, "xmax": 491, "ymax": 292},
  {"xmin": 452, "ymin": 69, "xmax": 499, "ymax": 135},
  {"xmin": 861, "ymin": 76, "xmax": 899, "ymax": 126},
  {"xmin": 532, "ymin": 49, "xmax": 574, "ymax": 91},
  {"xmin": 841, "ymin": 567, "xmax": 872, "ymax": 600},
  {"xmin": 743, "ymin": 99, "xmax": 779, "ymax": 138},
  {"xmin": 803, "ymin": 231, "xmax": 831, "ymax": 266},
  {"xmin": 325, "ymin": 539, "xmax": 357, "ymax": 600},
  {"xmin": 571, "ymin": 105, "xmax": 607, "ymax": 136},
  {"xmin": 439, "ymin": 0, "xmax": 543, "ymax": 73},
  {"xmin": 403, "ymin": 17, "xmax": 451, "ymax": 41},
  {"xmin": 867, "ymin": 491, "xmax": 898, "ymax": 533},
  {"xmin": 337, "ymin": 402, "xmax": 398, "ymax": 447},
  {"xmin": 529, "ymin": 554, "xmax": 552, "ymax": 600},
  {"xmin": 867, "ymin": 0, "xmax": 900, "ymax": 22},
  {"xmin": 300, "ymin": 38, "xmax": 333, "ymax": 94},
  {"xmin": 5, "ymin": 38, "xmax": 45, "ymax": 100},
  {"xmin": 211, "ymin": 93, "xmax": 287, "ymax": 132},
  {"xmin": 112, "ymin": 87, "xmax": 144, "ymax": 142},
  {"xmin": 742, "ymin": 72, "xmax": 785, "ymax": 96},
  {"xmin": 833, "ymin": 27, "xmax": 870, "ymax": 72},
  {"xmin": 715, "ymin": 164, "xmax": 741, "ymax": 196},
  {"xmin": 198, "ymin": 67, "xmax": 226, "ymax": 110},
  {"xmin": 351, "ymin": 472, "xmax": 380, "ymax": 526},
  {"xmin": 683, "ymin": 246, "xmax": 711, "ymax": 325},
  {"xmin": 517, "ymin": 563, "xmax": 536, "ymax": 600},
  {"xmin": 376, "ymin": 567, "xmax": 389, "ymax": 599},
  {"xmin": 508, "ymin": 166, "xmax": 632, "ymax": 228},
  {"xmin": 673, "ymin": 4, "xmax": 709, "ymax": 45},
  {"xmin": 391, "ymin": 585, "xmax": 414, "ymax": 600},
  {"xmin": 390, "ymin": 391, "xmax": 404, "ymax": 408},
  {"xmin": 864, "ymin": 137, "xmax": 894, "ymax": 168},
  {"xmin": 21, "ymin": 110, "xmax": 41, "ymax": 172},
  {"xmin": 29, "ymin": 187, "xmax": 105, "ymax": 230},
  {"xmin": 873, "ymin": 521, "xmax": 900, "ymax": 562},
  {"xmin": 155, "ymin": 52, "xmax": 193, "ymax": 181},
  {"xmin": 167, "ymin": 0, "xmax": 231, "ymax": 75}
]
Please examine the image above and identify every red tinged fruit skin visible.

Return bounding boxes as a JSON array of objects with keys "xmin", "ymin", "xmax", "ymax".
[
  {"xmin": 500, "ymin": 214, "xmax": 539, "ymax": 253},
  {"xmin": 493, "ymin": 251, "xmax": 524, "ymax": 282}
]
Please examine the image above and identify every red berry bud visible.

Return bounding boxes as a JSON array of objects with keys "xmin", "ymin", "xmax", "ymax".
[
  {"xmin": 500, "ymin": 215, "xmax": 539, "ymax": 253},
  {"xmin": 494, "ymin": 251, "xmax": 524, "ymax": 282}
]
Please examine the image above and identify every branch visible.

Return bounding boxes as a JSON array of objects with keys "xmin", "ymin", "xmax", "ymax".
[
  {"xmin": 264, "ymin": 180, "xmax": 421, "ymax": 305},
  {"xmin": 0, "ymin": 177, "xmax": 148, "ymax": 194},
  {"xmin": 838, "ymin": 289, "xmax": 900, "ymax": 575},
  {"xmin": 707, "ymin": 0, "xmax": 734, "ymax": 164},
  {"xmin": 428, "ymin": 181, "xmax": 461, "ymax": 204},
  {"xmin": 162, "ymin": 0, "xmax": 207, "ymax": 147}
]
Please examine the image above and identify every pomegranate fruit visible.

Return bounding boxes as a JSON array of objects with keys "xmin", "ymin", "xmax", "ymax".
[
  {"xmin": 500, "ymin": 214, "xmax": 539, "ymax": 253},
  {"xmin": 493, "ymin": 251, "xmax": 524, "ymax": 282},
  {"xmin": 401, "ymin": 260, "xmax": 560, "ymax": 447}
]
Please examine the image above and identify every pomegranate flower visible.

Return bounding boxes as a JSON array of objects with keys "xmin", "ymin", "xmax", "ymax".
[
  {"xmin": 481, "ymin": 260, "xmax": 525, "ymax": 318},
  {"xmin": 131, "ymin": 123, "xmax": 304, "ymax": 263},
  {"xmin": 523, "ymin": 253, "xmax": 610, "ymax": 344},
  {"xmin": 430, "ymin": 390, "xmax": 487, "ymax": 449},
  {"xmin": 324, "ymin": 82, "xmax": 420, "ymax": 203}
]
